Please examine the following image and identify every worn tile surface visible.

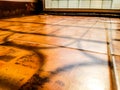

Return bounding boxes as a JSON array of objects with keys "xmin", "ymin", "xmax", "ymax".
[{"xmin": 0, "ymin": 15, "xmax": 120, "ymax": 90}]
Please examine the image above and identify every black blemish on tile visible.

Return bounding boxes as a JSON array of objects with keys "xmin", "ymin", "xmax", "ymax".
[
  {"xmin": 15, "ymin": 54, "xmax": 38, "ymax": 69},
  {"xmin": 16, "ymin": 54, "xmax": 35, "ymax": 63},
  {"xmin": 19, "ymin": 78, "xmax": 24, "ymax": 82},
  {"xmin": 55, "ymin": 80, "xmax": 65, "ymax": 87},
  {"xmin": 0, "ymin": 55, "xmax": 15, "ymax": 62},
  {"xmin": 19, "ymin": 74, "xmax": 49, "ymax": 90}
]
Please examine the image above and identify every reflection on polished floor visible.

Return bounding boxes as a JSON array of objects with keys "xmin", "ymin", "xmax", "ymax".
[{"xmin": 0, "ymin": 15, "xmax": 120, "ymax": 90}]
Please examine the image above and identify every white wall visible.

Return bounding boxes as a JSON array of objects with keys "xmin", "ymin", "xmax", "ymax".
[
  {"xmin": 45, "ymin": 0, "xmax": 120, "ymax": 9},
  {"xmin": 112, "ymin": 0, "xmax": 120, "ymax": 9},
  {"xmin": 45, "ymin": 0, "xmax": 51, "ymax": 8}
]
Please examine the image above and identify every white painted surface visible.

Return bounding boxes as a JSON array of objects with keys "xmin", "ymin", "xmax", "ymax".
[
  {"xmin": 91, "ymin": 0, "xmax": 102, "ymax": 9},
  {"xmin": 112, "ymin": 0, "xmax": 120, "ymax": 9},
  {"xmin": 79, "ymin": 0, "xmax": 90, "ymax": 8},
  {"xmin": 44, "ymin": 0, "xmax": 120, "ymax": 9},
  {"xmin": 52, "ymin": 1, "xmax": 58, "ymax": 8},
  {"xmin": 59, "ymin": 0, "xmax": 67, "ymax": 8},
  {"xmin": 68, "ymin": 0, "xmax": 78, "ymax": 8}
]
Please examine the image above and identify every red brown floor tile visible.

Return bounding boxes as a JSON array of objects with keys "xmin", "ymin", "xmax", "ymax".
[{"xmin": 0, "ymin": 15, "xmax": 120, "ymax": 90}]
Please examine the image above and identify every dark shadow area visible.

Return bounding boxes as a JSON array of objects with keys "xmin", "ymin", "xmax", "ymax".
[
  {"xmin": 0, "ymin": 43, "xmax": 46, "ymax": 90},
  {"xmin": 45, "ymin": 12, "xmax": 120, "ymax": 18},
  {"xmin": 0, "ymin": 55, "xmax": 15, "ymax": 62},
  {"xmin": 113, "ymin": 39, "xmax": 120, "ymax": 41},
  {"xmin": 113, "ymin": 29, "xmax": 120, "ymax": 31},
  {"xmin": 0, "ymin": 1, "xmax": 35, "ymax": 19},
  {"xmin": 0, "ymin": 76, "xmax": 20, "ymax": 90},
  {"xmin": 1, "ymin": 41, "xmax": 46, "ymax": 64},
  {"xmin": 0, "ymin": 33, "xmax": 15, "ymax": 44},
  {"xmin": 34, "ymin": 0, "xmax": 43, "ymax": 14}
]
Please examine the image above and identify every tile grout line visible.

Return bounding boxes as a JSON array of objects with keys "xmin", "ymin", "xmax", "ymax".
[
  {"xmin": 109, "ymin": 18, "xmax": 120, "ymax": 90},
  {"xmin": 105, "ymin": 18, "xmax": 119, "ymax": 90}
]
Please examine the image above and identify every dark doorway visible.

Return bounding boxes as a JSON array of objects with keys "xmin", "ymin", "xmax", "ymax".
[{"xmin": 34, "ymin": 0, "xmax": 43, "ymax": 14}]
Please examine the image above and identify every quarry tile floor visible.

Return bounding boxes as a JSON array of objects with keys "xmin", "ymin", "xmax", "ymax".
[{"xmin": 0, "ymin": 15, "xmax": 120, "ymax": 90}]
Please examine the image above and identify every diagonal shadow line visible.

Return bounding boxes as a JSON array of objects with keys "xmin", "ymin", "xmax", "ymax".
[
  {"xmin": 1, "ymin": 41, "xmax": 59, "ymax": 50},
  {"xmin": 113, "ymin": 39, "xmax": 120, "ymax": 41},
  {"xmin": 113, "ymin": 29, "xmax": 120, "ymax": 31},
  {"xmin": 50, "ymin": 61, "xmax": 108, "ymax": 75},
  {"xmin": 2, "ymin": 33, "xmax": 15, "ymax": 42},
  {"xmin": 0, "ymin": 28, "xmax": 106, "ymax": 44},
  {"xmin": 1, "ymin": 20, "xmax": 114, "ymax": 30},
  {"xmin": 0, "ymin": 33, "xmax": 15, "ymax": 44}
]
